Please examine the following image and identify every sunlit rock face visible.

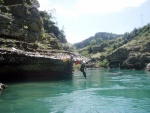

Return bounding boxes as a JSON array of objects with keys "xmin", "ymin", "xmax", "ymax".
[
  {"xmin": 0, "ymin": 0, "xmax": 73, "ymax": 82},
  {"xmin": 0, "ymin": 0, "xmax": 42, "ymax": 43},
  {"xmin": 108, "ymin": 45, "xmax": 150, "ymax": 69}
]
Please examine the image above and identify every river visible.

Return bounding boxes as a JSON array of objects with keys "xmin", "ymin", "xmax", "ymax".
[{"xmin": 0, "ymin": 69, "xmax": 150, "ymax": 113}]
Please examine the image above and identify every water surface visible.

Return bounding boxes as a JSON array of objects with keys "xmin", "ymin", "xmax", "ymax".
[{"xmin": 1, "ymin": 69, "xmax": 150, "ymax": 113}]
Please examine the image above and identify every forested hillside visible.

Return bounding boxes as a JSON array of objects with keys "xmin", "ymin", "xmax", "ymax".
[
  {"xmin": 75, "ymin": 24, "xmax": 150, "ymax": 69},
  {"xmin": 74, "ymin": 32, "xmax": 122, "ymax": 49}
]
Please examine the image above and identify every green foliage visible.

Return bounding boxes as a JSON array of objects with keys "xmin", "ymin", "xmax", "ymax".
[
  {"xmin": 122, "ymin": 24, "xmax": 150, "ymax": 43},
  {"xmin": 90, "ymin": 39, "xmax": 96, "ymax": 46},
  {"xmin": 58, "ymin": 26, "xmax": 67, "ymax": 43},
  {"xmin": 41, "ymin": 33, "xmax": 46, "ymax": 39},
  {"xmin": 5, "ymin": 12, "xmax": 12, "ymax": 17},
  {"xmin": 39, "ymin": 11, "xmax": 67, "ymax": 43},
  {"xmin": 36, "ymin": 42, "xmax": 48, "ymax": 49},
  {"xmin": 80, "ymin": 49, "xmax": 89, "ymax": 56},
  {"xmin": 62, "ymin": 43, "xmax": 76, "ymax": 51},
  {"xmin": 76, "ymin": 23, "xmax": 150, "ymax": 69},
  {"xmin": 87, "ymin": 46, "xmax": 93, "ymax": 53},
  {"xmin": 30, "ymin": 0, "xmax": 40, "ymax": 8},
  {"xmin": 106, "ymin": 47, "xmax": 114, "ymax": 53},
  {"xmin": 97, "ymin": 38, "xmax": 103, "ymax": 44},
  {"xmin": 98, "ymin": 59, "xmax": 109, "ymax": 68},
  {"xmin": 91, "ymin": 52, "xmax": 101, "ymax": 58},
  {"xmin": 74, "ymin": 32, "xmax": 122, "ymax": 49}
]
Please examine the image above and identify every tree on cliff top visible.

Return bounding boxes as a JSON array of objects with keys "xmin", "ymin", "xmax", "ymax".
[
  {"xmin": 30, "ymin": 0, "xmax": 40, "ymax": 8},
  {"xmin": 39, "ymin": 10, "xmax": 67, "ymax": 43}
]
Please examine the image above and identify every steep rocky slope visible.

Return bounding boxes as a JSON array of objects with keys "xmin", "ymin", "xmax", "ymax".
[
  {"xmin": 109, "ymin": 32, "xmax": 150, "ymax": 69},
  {"xmin": 0, "ymin": 0, "xmax": 73, "ymax": 82}
]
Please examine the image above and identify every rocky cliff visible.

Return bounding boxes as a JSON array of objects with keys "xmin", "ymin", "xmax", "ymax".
[
  {"xmin": 0, "ymin": 0, "xmax": 42, "ymax": 43},
  {"xmin": 0, "ymin": 0, "xmax": 73, "ymax": 82},
  {"xmin": 0, "ymin": 48, "xmax": 73, "ymax": 82},
  {"xmin": 108, "ymin": 25, "xmax": 150, "ymax": 69}
]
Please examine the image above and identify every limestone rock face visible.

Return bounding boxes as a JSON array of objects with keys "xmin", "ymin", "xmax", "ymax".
[
  {"xmin": 0, "ymin": 0, "xmax": 73, "ymax": 82},
  {"xmin": 108, "ymin": 48, "xmax": 129, "ymax": 68},
  {"xmin": 0, "ymin": 48, "xmax": 73, "ymax": 82},
  {"xmin": 108, "ymin": 44, "xmax": 150, "ymax": 69},
  {"xmin": 0, "ymin": 0, "xmax": 42, "ymax": 43}
]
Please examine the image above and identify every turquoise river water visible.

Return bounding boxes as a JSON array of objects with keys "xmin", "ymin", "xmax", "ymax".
[{"xmin": 0, "ymin": 69, "xmax": 150, "ymax": 113}]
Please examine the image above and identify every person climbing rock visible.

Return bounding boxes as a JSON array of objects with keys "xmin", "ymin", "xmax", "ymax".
[{"xmin": 80, "ymin": 61, "xmax": 86, "ymax": 79}]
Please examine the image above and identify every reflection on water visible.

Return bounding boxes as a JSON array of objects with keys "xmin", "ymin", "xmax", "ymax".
[{"xmin": 0, "ymin": 69, "xmax": 150, "ymax": 113}]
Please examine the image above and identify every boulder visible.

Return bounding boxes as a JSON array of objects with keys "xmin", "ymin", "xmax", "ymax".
[
  {"xmin": 122, "ymin": 56, "xmax": 142, "ymax": 69},
  {"xmin": 108, "ymin": 48, "xmax": 129, "ymax": 68},
  {"xmin": 146, "ymin": 63, "xmax": 150, "ymax": 71}
]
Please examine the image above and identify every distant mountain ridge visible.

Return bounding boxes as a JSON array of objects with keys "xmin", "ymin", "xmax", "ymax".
[{"xmin": 74, "ymin": 32, "xmax": 122, "ymax": 49}]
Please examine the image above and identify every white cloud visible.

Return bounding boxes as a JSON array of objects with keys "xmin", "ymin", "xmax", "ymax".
[
  {"xmin": 38, "ymin": 0, "xmax": 147, "ymax": 17},
  {"xmin": 38, "ymin": 0, "xmax": 78, "ymax": 18},
  {"xmin": 75, "ymin": 0, "xmax": 147, "ymax": 14},
  {"xmin": 38, "ymin": 0, "xmax": 53, "ymax": 11},
  {"xmin": 66, "ymin": 31, "xmax": 88, "ymax": 43},
  {"xmin": 37, "ymin": 0, "xmax": 147, "ymax": 43},
  {"xmin": 53, "ymin": 5, "xmax": 78, "ymax": 18}
]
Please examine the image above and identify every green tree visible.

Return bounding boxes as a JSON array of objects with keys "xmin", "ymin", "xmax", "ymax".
[
  {"xmin": 97, "ymin": 38, "xmax": 103, "ymax": 44},
  {"xmin": 29, "ymin": 0, "xmax": 40, "ymax": 8},
  {"xmin": 39, "ymin": 11, "xmax": 67, "ymax": 43},
  {"xmin": 87, "ymin": 46, "xmax": 93, "ymax": 53},
  {"xmin": 90, "ymin": 39, "xmax": 96, "ymax": 46}
]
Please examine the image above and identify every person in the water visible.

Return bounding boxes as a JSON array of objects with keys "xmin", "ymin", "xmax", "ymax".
[{"xmin": 80, "ymin": 61, "xmax": 86, "ymax": 79}]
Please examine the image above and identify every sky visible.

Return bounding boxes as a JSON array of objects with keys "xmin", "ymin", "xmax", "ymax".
[{"xmin": 38, "ymin": 0, "xmax": 150, "ymax": 43}]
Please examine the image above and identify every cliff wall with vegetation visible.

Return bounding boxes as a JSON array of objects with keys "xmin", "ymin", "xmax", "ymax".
[
  {"xmin": 0, "ymin": 0, "xmax": 73, "ymax": 82},
  {"xmin": 75, "ymin": 24, "xmax": 150, "ymax": 70}
]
